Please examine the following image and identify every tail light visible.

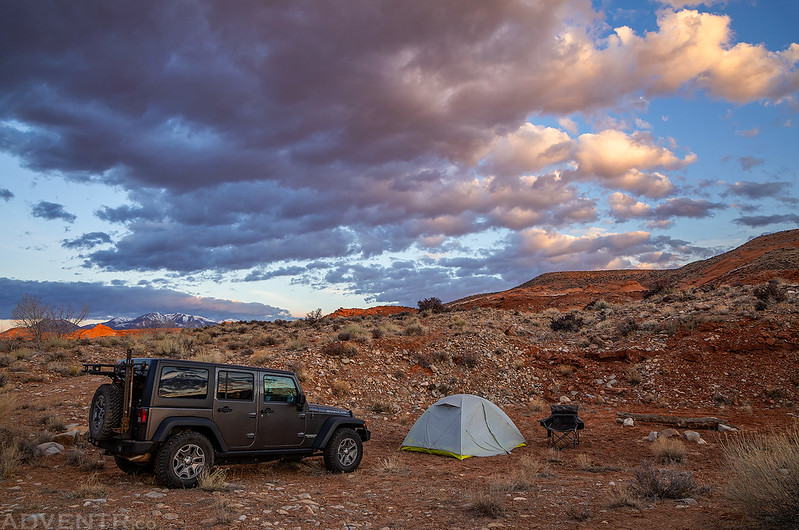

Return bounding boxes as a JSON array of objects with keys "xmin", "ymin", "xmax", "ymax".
[{"xmin": 137, "ymin": 408, "xmax": 148, "ymax": 424}]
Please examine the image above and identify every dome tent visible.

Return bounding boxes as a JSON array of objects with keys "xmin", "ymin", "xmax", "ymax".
[{"xmin": 400, "ymin": 394, "xmax": 525, "ymax": 459}]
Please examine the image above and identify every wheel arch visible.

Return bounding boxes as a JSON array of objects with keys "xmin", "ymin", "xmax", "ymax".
[
  {"xmin": 151, "ymin": 417, "xmax": 228, "ymax": 452},
  {"xmin": 312, "ymin": 417, "xmax": 368, "ymax": 450}
]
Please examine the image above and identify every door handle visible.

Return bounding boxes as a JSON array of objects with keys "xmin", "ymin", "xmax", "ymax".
[
  {"xmin": 261, "ymin": 408, "xmax": 273, "ymax": 415},
  {"xmin": 217, "ymin": 406, "xmax": 233, "ymax": 413}
]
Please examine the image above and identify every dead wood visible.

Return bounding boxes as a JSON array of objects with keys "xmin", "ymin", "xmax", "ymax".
[{"xmin": 616, "ymin": 412, "xmax": 738, "ymax": 430}]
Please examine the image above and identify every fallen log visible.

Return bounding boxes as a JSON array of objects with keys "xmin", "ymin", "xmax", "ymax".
[{"xmin": 616, "ymin": 412, "xmax": 737, "ymax": 430}]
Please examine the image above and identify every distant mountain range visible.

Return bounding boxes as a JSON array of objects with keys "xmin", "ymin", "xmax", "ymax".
[{"xmin": 92, "ymin": 312, "xmax": 219, "ymax": 330}]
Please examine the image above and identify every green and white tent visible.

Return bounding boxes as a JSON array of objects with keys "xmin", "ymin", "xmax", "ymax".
[{"xmin": 400, "ymin": 394, "xmax": 525, "ymax": 460}]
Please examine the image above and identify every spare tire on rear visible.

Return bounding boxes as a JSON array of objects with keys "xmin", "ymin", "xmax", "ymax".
[{"xmin": 89, "ymin": 383, "xmax": 123, "ymax": 440}]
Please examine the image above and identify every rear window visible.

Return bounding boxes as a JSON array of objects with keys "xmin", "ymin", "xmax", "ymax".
[
  {"xmin": 217, "ymin": 370, "xmax": 254, "ymax": 401},
  {"xmin": 158, "ymin": 366, "xmax": 209, "ymax": 399}
]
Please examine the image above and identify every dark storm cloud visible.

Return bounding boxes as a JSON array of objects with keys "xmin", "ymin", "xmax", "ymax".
[
  {"xmin": 62, "ymin": 232, "xmax": 112, "ymax": 250},
  {"xmin": 733, "ymin": 214, "xmax": 799, "ymax": 228},
  {"xmin": 2, "ymin": 1, "xmax": 797, "ymax": 305},
  {"xmin": 31, "ymin": 201, "xmax": 77, "ymax": 223},
  {"xmin": 0, "ymin": 188, "xmax": 12, "ymax": 201},
  {"xmin": 0, "ymin": 277, "xmax": 290, "ymax": 321}
]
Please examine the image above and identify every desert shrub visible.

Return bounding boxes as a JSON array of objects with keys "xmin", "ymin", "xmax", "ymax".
[
  {"xmin": 650, "ymin": 437, "xmax": 686, "ymax": 463},
  {"xmin": 322, "ymin": 341, "xmax": 359, "ymax": 358},
  {"xmin": 448, "ymin": 317, "xmax": 467, "ymax": 329},
  {"xmin": 630, "ymin": 461, "xmax": 702, "ymax": 499},
  {"xmin": 253, "ymin": 334, "xmax": 282, "ymax": 347},
  {"xmin": 627, "ymin": 365, "xmax": 643, "ymax": 386},
  {"xmin": 65, "ymin": 448, "xmax": 104, "ymax": 471},
  {"xmin": 337, "ymin": 323, "xmax": 369, "ymax": 343},
  {"xmin": 549, "ymin": 313, "xmax": 583, "ymax": 332},
  {"xmin": 0, "ymin": 355, "xmax": 11, "ymax": 367},
  {"xmin": 604, "ymin": 484, "xmax": 643, "ymax": 510},
  {"xmin": 250, "ymin": 351, "xmax": 273, "ymax": 366},
  {"xmin": 724, "ymin": 428, "xmax": 799, "ymax": 528},
  {"xmin": 285, "ymin": 338, "xmax": 307, "ymax": 351},
  {"xmin": 153, "ymin": 334, "xmax": 194, "ymax": 358},
  {"xmin": 377, "ymin": 456, "xmax": 410, "ymax": 475},
  {"xmin": 39, "ymin": 413, "xmax": 66, "ymax": 432},
  {"xmin": 617, "ymin": 317, "xmax": 639, "ymax": 336},
  {"xmin": 192, "ymin": 349, "xmax": 225, "ymax": 364},
  {"xmin": 47, "ymin": 362, "xmax": 81, "ymax": 376},
  {"xmin": 404, "ymin": 321, "xmax": 425, "ymax": 336},
  {"xmin": 285, "ymin": 360, "xmax": 308, "ymax": 382},
  {"xmin": 459, "ymin": 350, "xmax": 480, "ymax": 368},
  {"xmin": 331, "ymin": 379, "xmax": 350, "ymax": 396},
  {"xmin": 753, "ymin": 279, "xmax": 787, "ymax": 310},
  {"xmin": 417, "ymin": 297, "xmax": 446, "ymax": 313},
  {"xmin": 304, "ymin": 308, "xmax": 323, "ymax": 323},
  {"xmin": 468, "ymin": 487, "xmax": 505, "ymax": 518},
  {"xmin": 0, "ymin": 373, "xmax": 7, "ymax": 388},
  {"xmin": 411, "ymin": 350, "xmax": 433, "ymax": 368},
  {"xmin": 370, "ymin": 400, "xmax": 397, "ymax": 414}
]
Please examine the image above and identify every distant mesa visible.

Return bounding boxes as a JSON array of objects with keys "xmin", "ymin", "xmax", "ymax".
[
  {"xmin": 327, "ymin": 306, "xmax": 416, "ymax": 318},
  {"xmin": 448, "ymin": 228, "xmax": 799, "ymax": 312}
]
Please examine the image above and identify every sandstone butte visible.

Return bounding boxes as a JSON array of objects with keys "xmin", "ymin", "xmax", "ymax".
[{"xmin": 0, "ymin": 323, "xmax": 181, "ymax": 341}]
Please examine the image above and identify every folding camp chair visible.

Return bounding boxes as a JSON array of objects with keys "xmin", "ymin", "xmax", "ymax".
[{"xmin": 539, "ymin": 404, "xmax": 584, "ymax": 449}]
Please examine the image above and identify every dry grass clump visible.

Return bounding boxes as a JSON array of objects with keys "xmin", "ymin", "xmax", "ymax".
[
  {"xmin": 192, "ymin": 349, "xmax": 225, "ymax": 364},
  {"xmin": 724, "ymin": 428, "xmax": 799, "ymax": 528},
  {"xmin": 651, "ymin": 437, "xmax": 686, "ymax": 464},
  {"xmin": 331, "ymin": 379, "xmax": 350, "ymax": 396},
  {"xmin": 65, "ymin": 448, "xmax": 105, "ymax": 471},
  {"xmin": 604, "ymin": 483, "xmax": 643, "ymax": 510},
  {"xmin": 376, "ymin": 456, "xmax": 410, "ymax": 475},
  {"xmin": 630, "ymin": 461, "xmax": 703, "ymax": 500},
  {"xmin": 199, "ymin": 467, "xmax": 230, "ymax": 492},
  {"xmin": 62, "ymin": 473, "xmax": 109, "ymax": 500},
  {"xmin": 491, "ymin": 454, "xmax": 543, "ymax": 491},
  {"xmin": 322, "ymin": 341, "xmax": 359, "ymax": 358},
  {"xmin": 467, "ymin": 486, "xmax": 505, "ymax": 518},
  {"xmin": 0, "ymin": 442, "xmax": 23, "ymax": 479}
]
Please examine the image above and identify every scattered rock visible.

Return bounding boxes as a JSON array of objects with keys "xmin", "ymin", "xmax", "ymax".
[
  {"xmin": 144, "ymin": 490, "xmax": 167, "ymax": 499},
  {"xmin": 558, "ymin": 396, "xmax": 571, "ymax": 404},
  {"xmin": 678, "ymin": 498, "xmax": 698, "ymax": 506},
  {"xmin": 52, "ymin": 431, "xmax": 78, "ymax": 445},
  {"xmin": 622, "ymin": 418, "xmax": 634, "ymax": 427},
  {"xmin": 35, "ymin": 441, "xmax": 64, "ymax": 456},
  {"xmin": 718, "ymin": 424, "xmax": 738, "ymax": 433},
  {"xmin": 659, "ymin": 428, "xmax": 680, "ymax": 439},
  {"xmin": 684, "ymin": 430, "xmax": 702, "ymax": 443},
  {"xmin": 647, "ymin": 431, "xmax": 659, "ymax": 442}
]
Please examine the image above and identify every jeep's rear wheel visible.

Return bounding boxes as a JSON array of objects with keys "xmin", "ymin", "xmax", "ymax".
[
  {"xmin": 323, "ymin": 428, "xmax": 362, "ymax": 473},
  {"xmin": 89, "ymin": 383, "xmax": 123, "ymax": 441},
  {"xmin": 114, "ymin": 456, "xmax": 153, "ymax": 476},
  {"xmin": 154, "ymin": 431, "xmax": 214, "ymax": 488}
]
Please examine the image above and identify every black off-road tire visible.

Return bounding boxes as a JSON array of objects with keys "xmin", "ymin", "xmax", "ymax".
[
  {"xmin": 154, "ymin": 431, "xmax": 214, "ymax": 488},
  {"xmin": 89, "ymin": 383, "xmax": 123, "ymax": 441},
  {"xmin": 114, "ymin": 456, "xmax": 153, "ymax": 476},
  {"xmin": 323, "ymin": 428, "xmax": 362, "ymax": 473}
]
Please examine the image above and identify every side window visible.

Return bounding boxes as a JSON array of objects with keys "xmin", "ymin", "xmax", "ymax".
[
  {"xmin": 263, "ymin": 375, "xmax": 298, "ymax": 403},
  {"xmin": 217, "ymin": 370, "xmax": 254, "ymax": 401},
  {"xmin": 158, "ymin": 366, "xmax": 208, "ymax": 399}
]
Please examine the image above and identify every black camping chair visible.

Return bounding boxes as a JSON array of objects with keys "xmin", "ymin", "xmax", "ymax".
[{"xmin": 539, "ymin": 404, "xmax": 584, "ymax": 449}]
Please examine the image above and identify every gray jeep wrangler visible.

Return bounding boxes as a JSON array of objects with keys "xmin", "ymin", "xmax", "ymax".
[{"xmin": 84, "ymin": 354, "xmax": 370, "ymax": 488}]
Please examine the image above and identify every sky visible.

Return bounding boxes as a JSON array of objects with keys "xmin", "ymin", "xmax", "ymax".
[{"xmin": 1, "ymin": 0, "xmax": 798, "ymax": 325}]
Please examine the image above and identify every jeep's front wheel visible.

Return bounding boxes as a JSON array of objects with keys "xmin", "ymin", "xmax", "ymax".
[
  {"xmin": 323, "ymin": 428, "xmax": 362, "ymax": 473},
  {"xmin": 89, "ymin": 383, "xmax": 123, "ymax": 441},
  {"xmin": 154, "ymin": 431, "xmax": 214, "ymax": 488}
]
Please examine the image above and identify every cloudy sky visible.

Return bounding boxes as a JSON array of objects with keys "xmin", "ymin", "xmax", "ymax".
[{"xmin": 1, "ymin": 0, "xmax": 798, "ymax": 324}]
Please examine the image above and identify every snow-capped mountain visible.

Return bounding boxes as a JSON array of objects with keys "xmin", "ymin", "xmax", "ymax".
[{"xmin": 100, "ymin": 312, "xmax": 218, "ymax": 330}]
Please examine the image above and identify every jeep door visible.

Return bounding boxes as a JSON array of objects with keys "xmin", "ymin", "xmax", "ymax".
[
  {"xmin": 258, "ymin": 373, "xmax": 306, "ymax": 447},
  {"xmin": 213, "ymin": 369, "xmax": 257, "ymax": 449}
]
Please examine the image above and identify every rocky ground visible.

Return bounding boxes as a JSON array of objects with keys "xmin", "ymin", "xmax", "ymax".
[{"xmin": 1, "ymin": 281, "xmax": 798, "ymax": 529}]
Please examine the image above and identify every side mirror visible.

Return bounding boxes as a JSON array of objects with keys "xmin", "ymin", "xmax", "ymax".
[{"xmin": 296, "ymin": 393, "xmax": 307, "ymax": 409}]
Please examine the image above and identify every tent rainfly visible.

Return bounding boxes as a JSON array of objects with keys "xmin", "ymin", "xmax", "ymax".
[{"xmin": 400, "ymin": 394, "xmax": 525, "ymax": 459}]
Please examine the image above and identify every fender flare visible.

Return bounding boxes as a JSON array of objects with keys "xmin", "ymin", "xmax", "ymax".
[
  {"xmin": 152, "ymin": 417, "xmax": 228, "ymax": 452},
  {"xmin": 312, "ymin": 417, "xmax": 368, "ymax": 450}
]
